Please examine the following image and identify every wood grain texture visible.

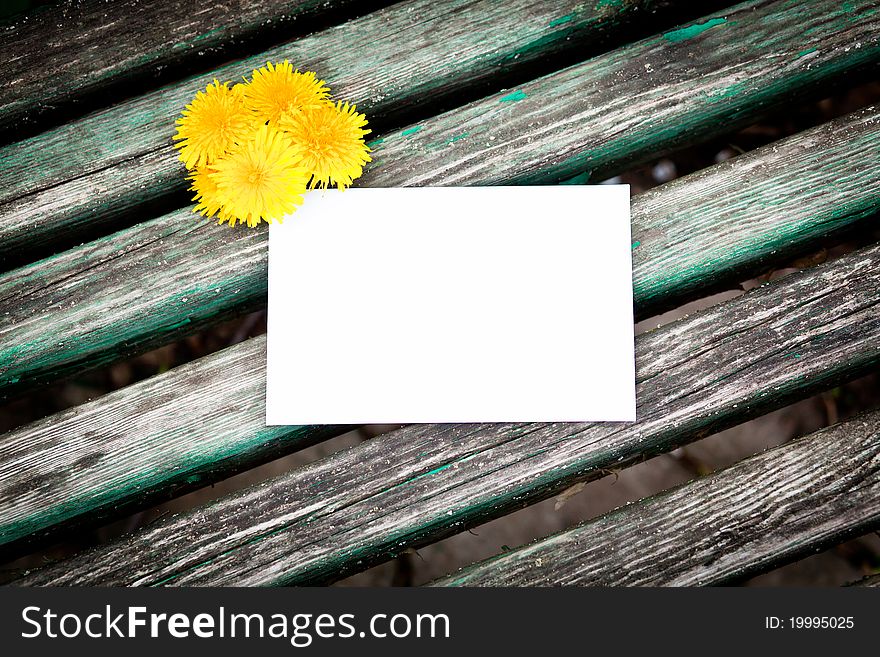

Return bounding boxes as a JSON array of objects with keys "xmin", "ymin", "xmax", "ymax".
[
  {"xmin": 0, "ymin": 336, "xmax": 347, "ymax": 559},
  {"xmin": 851, "ymin": 573, "xmax": 880, "ymax": 587},
  {"xmin": 432, "ymin": 412, "xmax": 880, "ymax": 586},
  {"xmin": 0, "ymin": 0, "xmax": 390, "ymax": 140},
  {"xmin": 0, "ymin": 0, "xmax": 680, "ymax": 263},
  {"xmin": 16, "ymin": 242, "xmax": 880, "ymax": 585},
  {"xmin": 3, "ymin": 106, "xmax": 877, "ymax": 400}
]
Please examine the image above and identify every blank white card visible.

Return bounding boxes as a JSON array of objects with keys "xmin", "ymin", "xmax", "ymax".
[{"xmin": 266, "ymin": 186, "xmax": 635, "ymax": 424}]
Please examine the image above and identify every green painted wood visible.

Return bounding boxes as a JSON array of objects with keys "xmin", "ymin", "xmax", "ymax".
[
  {"xmin": 0, "ymin": 0, "xmax": 688, "ymax": 264},
  {"xmin": 2, "ymin": 106, "xmax": 877, "ymax": 400},
  {"xmin": 0, "ymin": 336, "xmax": 347, "ymax": 560},
  {"xmin": 0, "ymin": 0, "xmax": 392, "ymax": 141},
  {"xmin": 15, "ymin": 242, "xmax": 880, "ymax": 585},
  {"xmin": 432, "ymin": 412, "xmax": 880, "ymax": 586}
]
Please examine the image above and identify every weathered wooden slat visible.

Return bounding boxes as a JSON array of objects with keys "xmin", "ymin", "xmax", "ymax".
[
  {"xmin": 431, "ymin": 412, "xmax": 880, "ymax": 586},
  {"xmin": 16, "ymin": 242, "xmax": 880, "ymax": 585},
  {"xmin": 0, "ymin": 0, "xmax": 391, "ymax": 141},
  {"xmin": 3, "ymin": 106, "xmax": 877, "ymax": 400},
  {"xmin": 0, "ymin": 336, "xmax": 347, "ymax": 560},
  {"xmin": 851, "ymin": 573, "xmax": 880, "ymax": 587},
  {"xmin": 0, "ymin": 0, "xmax": 690, "ymax": 264}
]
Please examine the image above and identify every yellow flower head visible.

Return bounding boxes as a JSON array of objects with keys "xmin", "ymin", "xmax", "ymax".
[
  {"xmin": 209, "ymin": 124, "xmax": 310, "ymax": 227},
  {"xmin": 243, "ymin": 61, "xmax": 330, "ymax": 125},
  {"xmin": 188, "ymin": 166, "xmax": 233, "ymax": 223},
  {"xmin": 279, "ymin": 101, "xmax": 371, "ymax": 189},
  {"xmin": 173, "ymin": 80, "xmax": 257, "ymax": 170},
  {"xmin": 174, "ymin": 63, "xmax": 371, "ymax": 227}
]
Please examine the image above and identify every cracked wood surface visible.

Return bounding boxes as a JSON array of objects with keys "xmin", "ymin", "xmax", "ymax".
[
  {"xmin": 2, "ymin": 106, "xmax": 877, "ymax": 400},
  {"xmin": 15, "ymin": 242, "xmax": 880, "ymax": 585},
  {"xmin": 0, "ymin": 0, "xmax": 687, "ymax": 263},
  {"xmin": 432, "ymin": 411, "xmax": 880, "ymax": 586}
]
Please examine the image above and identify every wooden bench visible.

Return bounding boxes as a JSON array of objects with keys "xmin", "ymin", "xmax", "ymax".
[{"xmin": 1, "ymin": 0, "xmax": 878, "ymax": 585}]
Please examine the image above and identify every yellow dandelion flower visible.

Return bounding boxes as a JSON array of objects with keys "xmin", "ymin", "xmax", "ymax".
[
  {"xmin": 188, "ymin": 166, "xmax": 234, "ymax": 223},
  {"xmin": 210, "ymin": 123, "xmax": 310, "ymax": 227},
  {"xmin": 243, "ymin": 60, "xmax": 330, "ymax": 125},
  {"xmin": 173, "ymin": 80, "xmax": 258, "ymax": 170},
  {"xmin": 279, "ymin": 101, "xmax": 371, "ymax": 189}
]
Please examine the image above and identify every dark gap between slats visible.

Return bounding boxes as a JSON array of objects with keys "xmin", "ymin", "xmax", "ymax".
[
  {"xmin": 741, "ymin": 531, "xmax": 880, "ymax": 586},
  {"xmin": 634, "ymin": 217, "xmax": 880, "ymax": 332},
  {"xmin": 848, "ymin": 572, "xmax": 880, "ymax": 587},
  {"xmin": 630, "ymin": 213, "xmax": 880, "ymax": 325},
  {"xmin": 0, "ymin": 185, "xmax": 193, "ymax": 274},
  {"xmin": 0, "ymin": 310, "xmax": 268, "ymax": 434},
  {"xmin": 575, "ymin": 78, "xmax": 880, "ymax": 189},
  {"xmin": 596, "ymin": 80, "xmax": 880, "ymax": 194},
  {"xmin": 0, "ymin": 0, "xmax": 58, "ymax": 23}
]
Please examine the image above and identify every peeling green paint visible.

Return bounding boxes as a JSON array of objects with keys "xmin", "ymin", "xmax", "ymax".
[
  {"xmin": 561, "ymin": 171, "xmax": 591, "ymax": 185},
  {"xmin": 367, "ymin": 137, "xmax": 385, "ymax": 148},
  {"xmin": 705, "ymin": 81, "xmax": 749, "ymax": 103},
  {"xmin": 596, "ymin": 0, "xmax": 624, "ymax": 8},
  {"xmin": 504, "ymin": 29, "xmax": 572, "ymax": 64},
  {"xmin": 549, "ymin": 14, "xmax": 575, "ymax": 28},
  {"xmin": 663, "ymin": 17, "xmax": 727, "ymax": 43},
  {"xmin": 400, "ymin": 126, "xmax": 422, "ymax": 137},
  {"xmin": 795, "ymin": 47, "xmax": 818, "ymax": 59},
  {"xmin": 445, "ymin": 131, "xmax": 469, "ymax": 145},
  {"xmin": 499, "ymin": 90, "xmax": 528, "ymax": 103},
  {"xmin": 165, "ymin": 317, "xmax": 192, "ymax": 331},
  {"xmin": 632, "ymin": 241, "xmax": 641, "ymax": 250}
]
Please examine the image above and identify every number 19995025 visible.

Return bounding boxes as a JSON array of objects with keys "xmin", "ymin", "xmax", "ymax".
[{"xmin": 790, "ymin": 617, "xmax": 853, "ymax": 629}]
